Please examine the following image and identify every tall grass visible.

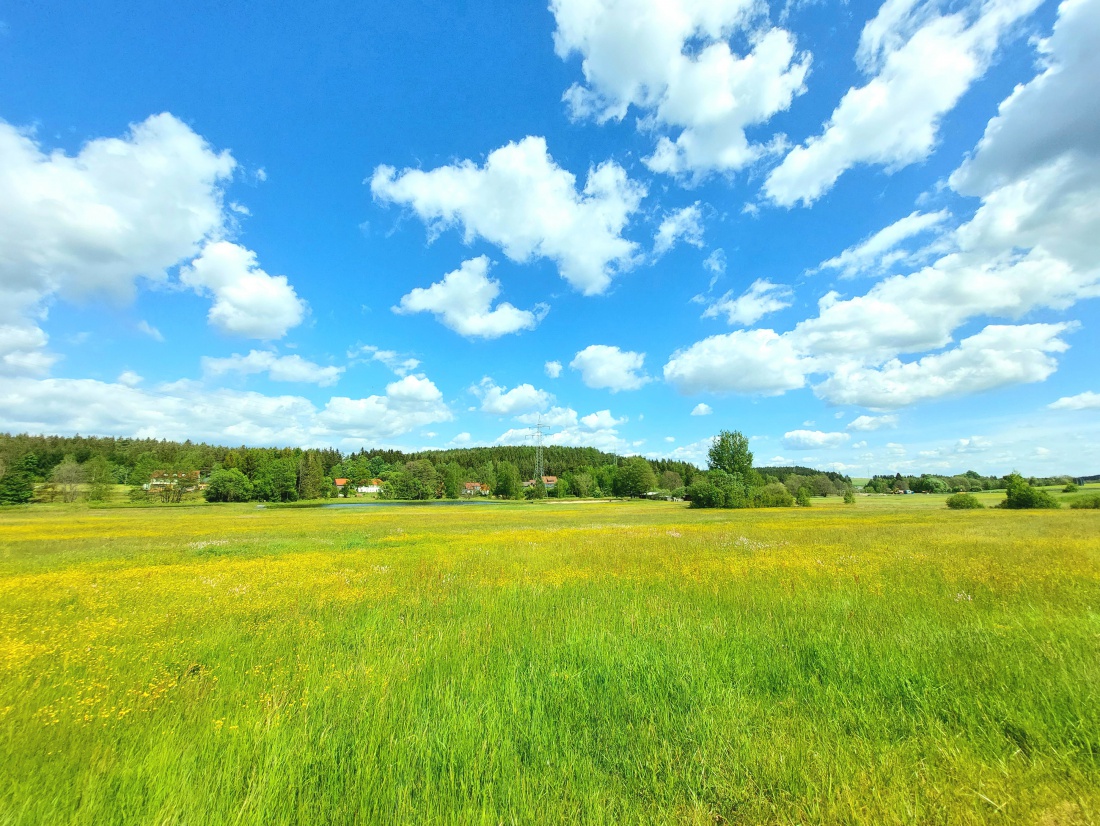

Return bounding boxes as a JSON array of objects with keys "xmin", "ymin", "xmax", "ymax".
[{"xmin": 1, "ymin": 500, "xmax": 1098, "ymax": 823}]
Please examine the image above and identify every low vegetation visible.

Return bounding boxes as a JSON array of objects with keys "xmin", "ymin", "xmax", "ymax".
[
  {"xmin": 2, "ymin": 499, "xmax": 1097, "ymax": 823},
  {"xmin": 946, "ymin": 492, "xmax": 984, "ymax": 509}
]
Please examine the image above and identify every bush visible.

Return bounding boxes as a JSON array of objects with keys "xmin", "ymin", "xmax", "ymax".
[
  {"xmin": 946, "ymin": 493, "xmax": 983, "ymax": 510},
  {"xmin": 1063, "ymin": 482, "xmax": 1078, "ymax": 493},
  {"xmin": 752, "ymin": 483, "xmax": 794, "ymax": 508},
  {"xmin": 1070, "ymin": 494, "xmax": 1100, "ymax": 509},
  {"xmin": 1000, "ymin": 473, "xmax": 1060, "ymax": 509},
  {"xmin": 796, "ymin": 487, "xmax": 812, "ymax": 507},
  {"xmin": 843, "ymin": 488, "xmax": 855, "ymax": 504},
  {"xmin": 686, "ymin": 481, "xmax": 724, "ymax": 509}
]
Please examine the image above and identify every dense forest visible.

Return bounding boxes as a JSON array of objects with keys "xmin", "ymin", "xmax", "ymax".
[{"xmin": 0, "ymin": 433, "xmax": 703, "ymax": 504}]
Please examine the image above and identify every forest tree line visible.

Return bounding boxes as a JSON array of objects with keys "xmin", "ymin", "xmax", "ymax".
[{"xmin": 0, "ymin": 432, "xmax": 862, "ymax": 506}]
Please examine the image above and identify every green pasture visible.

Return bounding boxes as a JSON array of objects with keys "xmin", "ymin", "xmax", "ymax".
[{"xmin": 1, "ymin": 498, "xmax": 1098, "ymax": 824}]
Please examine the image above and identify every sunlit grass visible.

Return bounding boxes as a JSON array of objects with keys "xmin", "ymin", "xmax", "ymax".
[{"xmin": 2, "ymin": 500, "xmax": 1098, "ymax": 823}]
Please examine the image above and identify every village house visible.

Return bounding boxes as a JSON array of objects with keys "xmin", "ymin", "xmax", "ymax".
[
  {"xmin": 522, "ymin": 475, "xmax": 557, "ymax": 489},
  {"xmin": 358, "ymin": 478, "xmax": 383, "ymax": 494},
  {"xmin": 463, "ymin": 482, "xmax": 491, "ymax": 495},
  {"xmin": 144, "ymin": 470, "xmax": 202, "ymax": 491}
]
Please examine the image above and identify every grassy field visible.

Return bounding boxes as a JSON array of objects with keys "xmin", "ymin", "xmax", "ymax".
[{"xmin": 1, "ymin": 498, "xmax": 1098, "ymax": 824}]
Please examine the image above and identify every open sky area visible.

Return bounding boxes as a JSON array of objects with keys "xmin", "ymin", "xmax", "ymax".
[{"xmin": 1, "ymin": 0, "xmax": 1097, "ymax": 476}]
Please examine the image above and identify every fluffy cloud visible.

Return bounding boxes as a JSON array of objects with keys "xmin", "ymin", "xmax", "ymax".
[
  {"xmin": 475, "ymin": 378, "xmax": 553, "ymax": 415},
  {"xmin": 581, "ymin": 409, "xmax": 626, "ymax": 429},
  {"xmin": 0, "ymin": 113, "xmax": 233, "ymax": 313},
  {"xmin": 1048, "ymin": 391, "xmax": 1100, "ymax": 411},
  {"xmin": 371, "ymin": 137, "xmax": 645, "ymax": 295},
  {"xmin": 783, "ymin": 430, "xmax": 850, "ymax": 449},
  {"xmin": 116, "ymin": 371, "xmax": 143, "ymax": 387},
  {"xmin": 703, "ymin": 279, "xmax": 793, "ymax": 326},
  {"xmin": 0, "ymin": 374, "xmax": 451, "ymax": 446},
  {"xmin": 0, "ymin": 324, "xmax": 56, "ymax": 377},
  {"xmin": 949, "ymin": 0, "xmax": 1100, "ymax": 278},
  {"xmin": 0, "ymin": 115, "xmax": 227, "ymax": 369},
  {"xmin": 202, "ymin": 350, "xmax": 344, "ymax": 386},
  {"xmin": 690, "ymin": 403, "xmax": 712, "ymax": 416},
  {"xmin": 570, "ymin": 344, "xmax": 652, "ymax": 392},
  {"xmin": 817, "ymin": 210, "xmax": 950, "ymax": 278},
  {"xmin": 179, "ymin": 241, "xmax": 306, "ymax": 339},
  {"xmin": 815, "ymin": 323, "xmax": 1073, "ymax": 408},
  {"xmin": 544, "ymin": 360, "xmax": 563, "ymax": 379},
  {"xmin": 551, "ymin": 0, "xmax": 809, "ymax": 179},
  {"xmin": 0, "ymin": 113, "xmax": 305, "ymax": 369},
  {"xmin": 664, "ymin": 330, "xmax": 808, "ymax": 395},
  {"xmin": 317, "ymin": 375, "xmax": 452, "ymax": 441},
  {"xmin": 516, "ymin": 406, "xmax": 578, "ymax": 428},
  {"xmin": 392, "ymin": 256, "xmax": 547, "ymax": 339},
  {"xmin": 765, "ymin": 0, "xmax": 1042, "ymax": 206},
  {"xmin": 653, "ymin": 203, "xmax": 704, "ymax": 256},
  {"xmin": 347, "ymin": 345, "xmax": 421, "ymax": 377},
  {"xmin": 847, "ymin": 414, "xmax": 898, "ymax": 431}
]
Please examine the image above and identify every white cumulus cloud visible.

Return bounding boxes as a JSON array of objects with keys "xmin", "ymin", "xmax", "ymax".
[
  {"xmin": 815, "ymin": 323, "xmax": 1073, "ymax": 408},
  {"xmin": 570, "ymin": 345, "xmax": 652, "ymax": 392},
  {"xmin": 371, "ymin": 137, "xmax": 645, "ymax": 295},
  {"xmin": 179, "ymin": 241, "xmax": 306, "ymax": 339},
  {"xmin": 664, "ymin": 330, "xmax": 808, "ymax": 395},
  {"xmin": 765, "ymin": 0, "xmax": 1042, "ymax": 206},
  {"xmin": 347, "ymin": 345, "xmax": 421, "ymax": 377},
  {"xmin": 0, "ymin": 374, "xmax": 451, "ymax": 447},
  {"xmin": 475, "ymin": 378, "xmax": 554, "ymax": 416},
  {"xmin": 0, "ymin": 113, "xmax": 305, "ymax": 367},
  {"xmin": 202, "ymin": 350, "xmax": 344, "ymax": 386},
  {"xmin": 544, "ymin": 360, "xmax": 563, "ymax": 379},
  {"xmin": 847, "ymin": 414, "xmax": 898, "ymax": 431},
  {"xmin": 551, "ymin": 0, "xmax": 810, "ymax": 180},
  {"xmin": 393, "ymin": 256, "xmax": 547, "ymax": 339},
  {"xmin": 690, "ymin": 403, "xmax": 713, "ymax": 416},
  {"xmin": 783, "ymin": 430, "xmax": 851, "ymax": 449},
  {"xmin": 1048, "ymin": 391, "xmax": 1100, "ymax": 411},
  {"xmin": 581, "ymin": 409, "xmax": 626, "ymax": 429}
]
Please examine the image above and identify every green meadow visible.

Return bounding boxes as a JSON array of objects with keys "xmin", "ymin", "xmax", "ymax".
[{"xmin": 2, "ymin": 497, "xmax": 1098, "ymax": 824}]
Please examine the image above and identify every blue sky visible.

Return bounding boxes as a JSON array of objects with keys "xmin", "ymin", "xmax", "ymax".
[{"xmin": 1, "ymin": 0, "xmax": 1098, "ymax": 475}]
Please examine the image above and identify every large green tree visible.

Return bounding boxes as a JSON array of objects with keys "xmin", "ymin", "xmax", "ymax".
[
  {"xmin": 0, "ymin": 454, "xmax": 37, "ymax": 505},
  {"xmin": 298, "ymin": 452, "xmax": 325, "ymax": 500},
  {"xmin": 493, "ymin": 461, "xmax": 521, "ymax": 500},
  {"xmin": 708, "ymin": 430, "xmax": 754, "ymax": 478},
  {"xmin": 615, "ymin": 457, "xmax": 657, "ymax": 497},
  {"xmin": 205, "ymin": 469, "xmax": 254, "ymax": 502}
]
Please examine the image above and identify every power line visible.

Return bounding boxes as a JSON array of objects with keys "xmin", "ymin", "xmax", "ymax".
[{"xmin": 529, "ymin": 414, "xmax": 549, "ymax": 483}]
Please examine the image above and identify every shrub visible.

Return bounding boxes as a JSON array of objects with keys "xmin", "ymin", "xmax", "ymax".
[
  {"xmin": 796, "ymin": 487, "xmax": 812, "ymax": 507},
  {"xmin": 843, "ymin": 488, "xmax": 856, "ymax": 504},
  {"xmin": 1070, "ymin": 494, "xmax": 1100, "ymax": 509},
  {"xmin": 1063, "ymin": 482, "xmax": 1078, "ymax": 493},
  {"xmin": 946, "ymin": 493, "xmax": 983, "ymax": 510},
  {"xmin": 1000, "ymin": 473, "xmax": 1060, "ymax": 509},
  {"xmin": 686, "ymin": 481, "xmax": 724, "ymax": 509},
  {"xmin": 752, "ymin": 483, "xmax": 794, "ymax": 508}
]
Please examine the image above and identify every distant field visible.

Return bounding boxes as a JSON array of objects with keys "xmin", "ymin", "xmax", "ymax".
[{"xmin": 2, "ymin": 499, "xmax": 1098, "ymax": 824}]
